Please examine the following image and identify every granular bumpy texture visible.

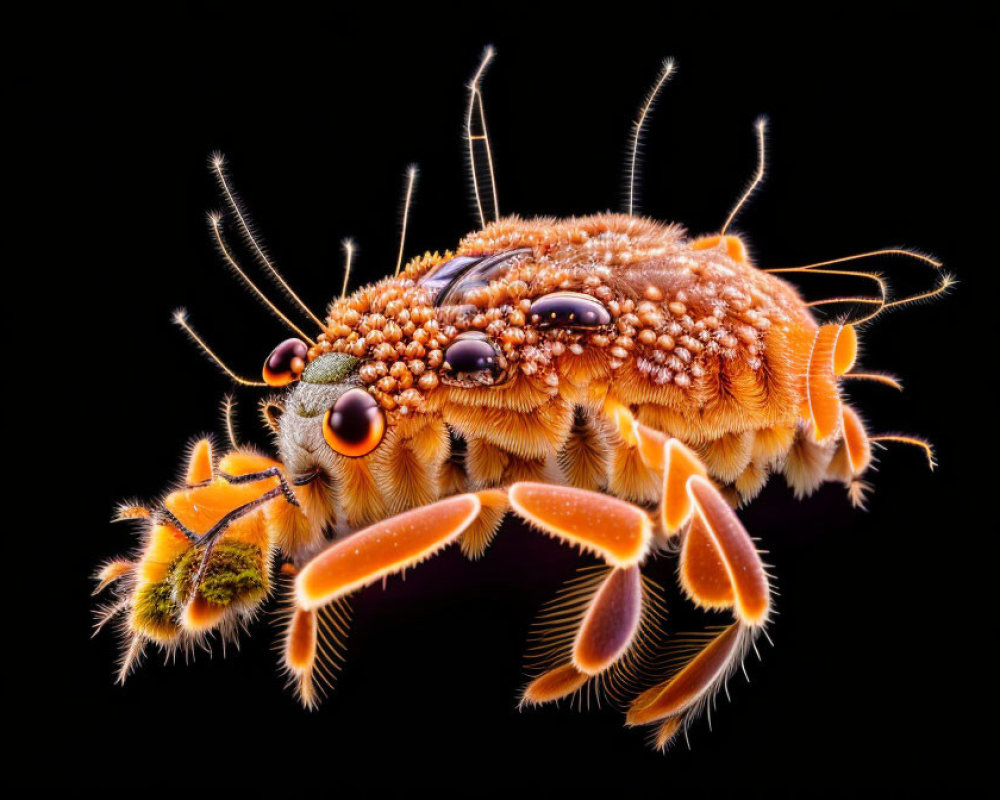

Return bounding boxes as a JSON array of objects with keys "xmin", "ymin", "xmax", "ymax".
[{"xmin": 312, "ymin": 213, "xmax": 816, "ymax": 438}]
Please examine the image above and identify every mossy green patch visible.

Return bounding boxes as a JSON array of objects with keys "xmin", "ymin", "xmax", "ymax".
[
  {"xmin": 171, "ymin": 540, "xmax": 267, "ymax": 607},
  {"xmin": 134, "ymin": 578, "xmax": 180, "ymax": 631},
  {"xmin": 301, "ymin": 353, "xmax": 359, "ymax": 385}
]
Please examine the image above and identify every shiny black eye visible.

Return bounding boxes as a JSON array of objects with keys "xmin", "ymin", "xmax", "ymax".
[
  {"xmin": 528, "ymin": 292, "xmax": 612, "ymax": 329},
  {"xmin": 419, "ymin": 255, "xmax": 482, "ymax": 295},
  {"xmin": 322, "ymin": 388, "xmax": 386, "ymax": 457},
  {"xmin": 263, "ymin": 338, "xmax": 309, "ymax": 386},
  {"xmin": 442, "ymin": 333, "xmax": 504, "ymax": 386},
  {"xmin": 419, "ymin": 249, "xmax": 533, "ymax": 307}
]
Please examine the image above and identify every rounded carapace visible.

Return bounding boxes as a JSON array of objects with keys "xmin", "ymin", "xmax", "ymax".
[{"xmin": 305, "ymin": 214, "xmax": 816, "ymax": 439}]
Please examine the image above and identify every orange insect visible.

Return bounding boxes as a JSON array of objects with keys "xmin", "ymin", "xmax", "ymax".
[{"xmin": 93, "ymin": 49, "xmax": 948, "ymax": 751}]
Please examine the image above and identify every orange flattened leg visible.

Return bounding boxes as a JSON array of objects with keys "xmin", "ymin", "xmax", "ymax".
[
  {"xmin": 284, "ymin": 607, "xmax": 318, "ymax": 707},
  {"xmin": 679, "ymin": 515, "xmax": 734, "ymax": 610},
  {"xmin": 661, "ymin": 439, "xmax": 708, "ymax": 534},
  {"xmin": 185, "ymin": 438, "xmax": 214, "ymax": 485},
  {"xmin": 806, "ymin": 324, "xmax": 843, "ymax": 441},
  {"xmin": 833, "ymin": 324, "xmax": 858, "ymax": 375},
  {"xmin": 92, "ymin": 559, "xmax": 133, "ymax": 595},
  {"xmin": 841, "ymin": 404, "xmax": 872, "ymax": 475},
  {"xmin": 508, "ymin": 483, "xmax": 652, "ymax": 567},
  {"xmin": 217, "ymin": 450, "xmax": 281, "ymax": 477},
  {"xmin": 635, "ymin": 423, "xmax": 668, "ymax": 472},
  {"xmin": 281, "ymin": 597, "xmax": 351, "ymax": 709},
  {"xmin": 627, "ymin": 623, "xmax": 746, "ymax": 725},
  {"xmin": 687, "ymin": 476, "xmax": 770, "ymax": 625},
  {"xmin": 521, "ymin": 664, "xmax": 589, "ymax": 706},
  {"xmin": 573, "ymin": 566, "xmax": 643, "ymax": 675},
  {"xmin": 296, "ymin": 494, "xmax": 482, "ymax": 610}
]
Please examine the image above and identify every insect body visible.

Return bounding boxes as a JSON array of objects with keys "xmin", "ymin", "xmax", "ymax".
[{"xmin": 94, "ymin": 51, "xmax": 945, "ymax": 751}]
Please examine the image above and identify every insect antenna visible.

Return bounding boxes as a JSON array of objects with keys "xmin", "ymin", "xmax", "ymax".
[
  {"xmin": 840, "ymin": 372, "xmax": 903, "ymax": 391},
  {"xmin": 395, "ymin": 165, "xmax": 419, "ymax": 277},
  {"xmin": 765, "ymin": 248, "xmax": 942, "ymax": 272},
  {"xmin": 221, "ymin": 394, "xmax": 240, "ymax": 448},
  {"xmin": 209, "ymin": 214, "xmax": 316, "ymax": 344},
  {"xmin": 211, "ymin": 154, "xmax": 326, "ymax": 329},
  {"xmin": 340, "ymin": 238, "xmax": 355, "ymax": 299},
  {"xmin": 870, "ymin": 434, "xmax": 936, "ymax": 470},
  {"xmin": 626, "ymin": 58, "xmax": 676, "ymax": 216},
  {"xmin": 467, "ymin": 46, "xmax": 500, "ymax": 228},
  {"xmin": 721, "ymin": 117, "xmax": 768, "ymax": 234},
  {"xmin": 850, "ymin": 273, "xmax": 954, "ymax": 325},
  {"xmin": 173, "ymin": 308, "xmax": 268, "ymax": 387}
]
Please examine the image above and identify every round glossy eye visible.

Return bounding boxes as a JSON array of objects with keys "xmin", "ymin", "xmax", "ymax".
[
  {"xmin": 322, "ymin": 388, "xmax": 386, "ymax": 458},
  {"xmin": 528, "ymin": 291, "xmax": 612, "ymax": 329},
  {"xmin": 442, "ymin": 333, "xmax": 503, "ymax": 385},
  {"xmin": 263, "ymin": 338, "xmax": 309, "ymax": 386}
]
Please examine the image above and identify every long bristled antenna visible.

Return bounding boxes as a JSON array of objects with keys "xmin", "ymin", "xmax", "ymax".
[
  {"xmin": 626, "ymin": 58, "xmax": 676, "ymax": 217},
  {"xmin": 340, "ymin": 239, "xmax": 355, "ymax": 299},
  {"xmin": 870, "ymin": 434, "xmax": 937, "ymax": 470},
  {"xmin": 850, "ymin": 273, "xmax": 954, "ymax": 325},
  {"xmin": 221, "ymin": 395, "xmax": 240, "ymax": 448},
  {"xmin": 173, "ymin": 309, "xmax": 267, "ymax": 387},
  {"xmin": 765, "ymin": 248, "xmax": 942, "ymax": 273},
  {"xmin": 395, "ymin": 165, "xmax": 419, "ymax": 277},
  {"xmin": 209, "ymin": 214, "xmax": 315, "ymax": 345},
  {"xmin": 467, "ymin": 46, "xmax": 500, "ymax": 228},
  {"xmin": 721, "ymin": 117, "xmax": 768, "ymax": 234},
  {"xmin": 211, "ymin": 153, "xmax": 325, "ymax": 330}
]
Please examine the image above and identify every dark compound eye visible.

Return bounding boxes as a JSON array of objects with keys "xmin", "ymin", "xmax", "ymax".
[
  {"xmin": 322, "ymin": 388, "xmax": 386, "ymax": 458},
  {"xmin": 263, "ymin": 338, "xmax": 309, "ymax": 386},
  {"xmin": 442, "ymin": 333, "xmax": 504, "ymax": 386},
  {"xmin": 528, "ymin": 291, "xmax": 612, "ymax": 329}
]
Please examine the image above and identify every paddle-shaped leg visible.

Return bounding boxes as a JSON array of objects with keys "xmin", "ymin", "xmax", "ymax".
[{"xmin": 284, "ymin": 493, "xmax": 484, "ymax": 704}]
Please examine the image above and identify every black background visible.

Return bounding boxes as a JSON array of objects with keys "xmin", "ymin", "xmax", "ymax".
[{"xmin": 31, "ymin": 3, "xmax": 991, "ymax": 794}]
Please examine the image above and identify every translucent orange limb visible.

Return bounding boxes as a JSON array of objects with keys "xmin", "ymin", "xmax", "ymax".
[
  {"xmin": 507, "ymin": 483, "xmax": 652, "ymax": 567},
  {"xmin": 296, "ymin": 494, "xmax": 482, "ymax": 610},
  {"xmin": 833, "ymin": 324, "xmax": 858, "ymax": 375},
  {"xmin": 521, "ymin": 664, "xmax": 589, "ymax": 706},
  {"xmin": 679, "ymin": 514, "xmax": 734, "ymax": 610},
  {"xmin": 661, "ymin": 439, "xmax": 708, "ymax": 534},
  {"xmin": 92, "ymin": 559, "xmax": 133, "ymax": 595},
  {"xmin": 805, "ymin": 324, "xmax": 843, "ymax": 441},
  {"xmin": 841, "ymin": 404, "xmax": 872, "ymax": 475},
  {"xmin": 284, "ymin": 607, "xmax": 319, "ymax": 708},
  {"xmin": 185, "ymin": 438, "xmax": 214, "ymax": 484},
  {"xmin": 686, "ymin": 476, "xmax": 770, "ymax": 625},
  {"xmin": 572, "ymin": 565, "xmax": 643, "ymax": 675},
  {"xmin": 627, "ymin": 623, "xmax": 745, "ymax": 725}
]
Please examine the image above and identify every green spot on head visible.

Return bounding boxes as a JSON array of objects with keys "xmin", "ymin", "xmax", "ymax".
[{"xmin": 302, "ymin": 353, "xmax": 360, "ymax": 385}]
